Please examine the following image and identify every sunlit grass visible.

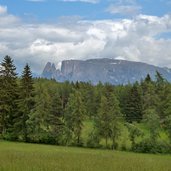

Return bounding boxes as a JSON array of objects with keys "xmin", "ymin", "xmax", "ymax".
[{"xmin": 0, "ymin": 141, "xmax": 171, "ymax": 171}]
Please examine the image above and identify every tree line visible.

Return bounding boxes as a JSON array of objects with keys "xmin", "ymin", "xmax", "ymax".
[{"xmin": 0, "ymin": 55, "xmax": 171, "ymax": 154}]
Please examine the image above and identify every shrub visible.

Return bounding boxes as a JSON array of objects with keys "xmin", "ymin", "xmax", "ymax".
[
  {"xmin": 87, "ymin": 131, "xmax": 101, "ymax": 148},
  {"xmin": 133, "ymin": 138, "xmax": 171, "ymax": 154}
]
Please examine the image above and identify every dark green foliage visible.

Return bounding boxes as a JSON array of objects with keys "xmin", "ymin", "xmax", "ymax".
[
  {"xmin": 1, "ymin": 56, "xmax": 171, "ymax": 154},
  {"xmin": 86, "ymin": 130, "xmax": 101, "ymax": 148},
  {"xmin": 165, "ymin": 115, "xmax": 171, "ymax": 143},
  {"xmin": 141, "ymin": 77, "xmax": 158, "ymax": 110},
  {"xmin": 124, "ymin": 82, "xmax": 143, "ymax": 123},
  {"xmin": 143, "ymin": 108, "xmax": 160, "ymax": 142},
  {"xmin": 48, "ymin": 93, "xmax": 64, "ymax": 144},
  {"xmin": 108, "ymin": 93, "xmax": 122, "ymax": 149},
  {"xmin": 134, "ymin": 138, "xmax": 171, "ymax": 154},
  {"xmin": 95, "ymin": 92, "xmax": 122, "ymax": 149},
  {"xmin": 16, "ymin": 64, "xmax": 34, "ymax": 142},
  {"xmin": 0, "ymin": 56, "xmax": 19, "ymax": 140},
  {"xmin": 64, "ymin": 91, "xmax": 86, "ymax": 145},
  {"xmin": 144, "ymin": 74, "xmax": 152, "ymax": 83},
  {"xmin": 96, "ymin": 95, "xmax": 110, "ymax": 148},
  {"xmin": 155, "ymin": 71, "xmax": 169, "ymax": 120},
  {"xmin": 127, "ymin": 123, "xmax": 144, "ymax": 150}
]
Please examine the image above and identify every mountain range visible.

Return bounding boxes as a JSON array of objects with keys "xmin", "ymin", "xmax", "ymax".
[{"xmin": 41, "ymin": 58, "xmax": 171, "ymax": 85}]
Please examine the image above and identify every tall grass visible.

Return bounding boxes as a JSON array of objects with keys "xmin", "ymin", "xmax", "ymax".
[{"xmin": 0, "ymin": 141, "xmax": 171, "ymax": 171}]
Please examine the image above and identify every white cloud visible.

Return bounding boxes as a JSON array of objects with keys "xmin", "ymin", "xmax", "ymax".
[
  {"xmin": 0, "ymin": 5, "xmax": 7, "ymax": 15},
  {"xmin": 0, "ymin": 5, "xmax": 171, "ymax": 73},
  {"xmin": 0, "ymin": 5, "xmax": 20, "ymax": 26},
  {"xmin": 106, "ymin": 0, "xmax": 141, "ymax": 16},
  {"xmin": 107, "ymin": 4, "xmax": 141, "ymax": 16}
]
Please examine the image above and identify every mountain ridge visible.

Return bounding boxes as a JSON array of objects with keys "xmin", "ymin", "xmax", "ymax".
[{"xmin": 42, "ymin": 58, "xmax": 171, "ymax": 85}]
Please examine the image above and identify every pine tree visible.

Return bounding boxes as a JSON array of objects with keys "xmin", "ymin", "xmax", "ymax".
[
  {"xmin": 125, "ymin": 82, "xmax": 143, "ymax": 123},
  {"xmin": 155, "ymin": 71, "xmax": 165, "ymax": 87},
  {"xmin": 0, "ymin": 56, "xmax": 18, "ymax": 139},
  {"xmin": 108, "ymin": 93, "xmax": 122, "ymax": 149},
  {"xmin": 0, "ymin": 70, "xmax": 4, "ymax": 133},
  {"xmin": 163, "ymin": 85, "xmax": 171, "ymax": 141},
  {"xmin": 127, "ymin": 123, "xmax": 143, "ymax": 150},
  {"xmin": 64, "ymin": 91, "xmax": 86, "ymax": 145},
  {"xmin": 155, "ymin": 71, "xmax": 168, "ymax": 120},
  {"xmin": 17, "ymin": 64, "xmax": 34, "ymax": 142},
  {"xmin": 27, "ymin": 82, "xmax": 51, "ymax": 143},
  {"xmin": 141, "ymin": 77, "xmax": 158, "ymax": 112},
  {"xmin": 143, "ymin": 108, "xmax": 160, "ymax": 142},
  {"xmin": 48, "ymin": 93, "xmax": 64, "ymax": 143},
  {"xmin": 165, "ymin": 115, "xmax": 171, "ymax": 143},
  {"xmin": 118, "ymin": 84, "xmax": 132, "ymax": 120},
  {"xmin": 144, "ymin": 74, "xmax": 152, "ymax": 83},
  {"xmin": 96, "ymin": 95, "xmax": 110, "ymax": 148}
]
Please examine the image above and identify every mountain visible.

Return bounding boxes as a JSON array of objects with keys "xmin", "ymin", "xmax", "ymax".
[{"xmin": 41, "ymin": 58, "xmax": 171, "ymax": 85}]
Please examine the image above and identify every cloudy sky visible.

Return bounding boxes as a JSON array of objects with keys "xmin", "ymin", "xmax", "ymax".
[{"xmin": 0, "ymin": 0, "xmax": 171, "ymax": 73}]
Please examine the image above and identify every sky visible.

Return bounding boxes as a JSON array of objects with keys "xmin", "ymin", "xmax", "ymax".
[{"xmin": 0, "ymin": 0, "xmax": 171, "ymax": 73}]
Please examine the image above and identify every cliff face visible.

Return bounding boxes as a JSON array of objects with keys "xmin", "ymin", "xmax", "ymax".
[
  {"xmin": 42, "ymin": 62, "xmax": 57, "ymax": 79},
  {"xmin": 42, "ymin": 58, "xmax": 171, "ymax": 85}
]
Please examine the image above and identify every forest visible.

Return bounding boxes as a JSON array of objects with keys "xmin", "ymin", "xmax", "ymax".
[{"xmin": 0, "ymin": 55, "xmax": 171, "ymax": 154}]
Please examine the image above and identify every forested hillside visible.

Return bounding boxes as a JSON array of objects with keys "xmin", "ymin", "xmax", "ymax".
[{"xmin": 0, "ymin": 56, "xmax": 171, "ymax": 154}]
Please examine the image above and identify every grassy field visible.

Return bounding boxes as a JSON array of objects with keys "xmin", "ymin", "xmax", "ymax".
[{"xmin": 0, "ymin": 141, "xmax": 171, "ymax": 171}]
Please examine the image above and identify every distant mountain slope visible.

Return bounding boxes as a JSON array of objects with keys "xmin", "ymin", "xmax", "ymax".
[{"xmin": 42, "ymin": 58, "xmax": 171, "ymax": 85}]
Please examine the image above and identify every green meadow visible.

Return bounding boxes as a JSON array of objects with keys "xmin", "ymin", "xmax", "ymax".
[{"xmin": 0, "ymin": 141, "xmax": 171, "ymax": 171}]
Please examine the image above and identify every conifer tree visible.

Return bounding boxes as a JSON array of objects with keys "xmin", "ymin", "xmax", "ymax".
[
  {"xmin": 27, "ymin": 82, "xmax": 51, "ymax": 142},
  {"xmin": 125, "ymin": 82, "xmax": 143, "ymax": 123},
  {"xmin": 108, "ymin": 93, "xmax": 122, "ymax": 149},
  {"xmin": 96, "ymin": 95, "xmax": 110, "ymax": 148},
  {"xmin": 0, "ymin": 69, "xmax": 3, "ymax": 134},
  {"xmin": 0, "ymin": 56, "xmax": 18, "ymax": 139},
  {"xmin": 48, "ymin": 93, "xmax": 64, "ymax": 143},
  {"xmin": 64, "ymin": 91, "xmax": 86, "ymax": 145},
  {"xmin": 127, "ymin": 123, "xmax": 143, "ymax": 150},
  {"xmin": 17, "ymin": 64, "xmax": 34, "ymax": 142},
  {"xmin": 165, "ymin": 115, "xmax": 171, "ymax": 143},
  {"xmin": 141, "ymin": 76, "xmax": 158, "ymax": 112},
  {"xmin": 155, "ymin": 71, "xmax": 168, "ymax": 120},
  {"xmin": 143, "ymin": 108, "xmax": 160, "ymax": 142},
  {"xmin": 144, "ymin": 74, "xmax": 152, "ymax": 83}
]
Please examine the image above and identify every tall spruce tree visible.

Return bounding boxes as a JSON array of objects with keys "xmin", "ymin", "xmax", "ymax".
[
  {"xmin": 125, "ymin": 82, "xmax": 143, "ymax": 123},
  {"xmin": 155, "ymin": 71, "xmax": 168, "ymax": 120},
  {"xmin": 17, "ymin": 64, "xmax": 34, "ymax": 142},
  {"xmin": 96, "ymin": 95, "xmax": 111, "ymax": 148},
  {"xmin": 144, "ymin": 74, "xmax": 152, "ymax": 83},
  {"xmin": 108, "ymin": 93, "xmax": 122, "ymax": 149},
  {"xmin": 64, "ymin": 91, "xmax": 86, "ymax": 145},
  {"xmin": 48, "ymin": 93, "xmax": 64, "ymax": 144},
  {"xmin": 141, "ymin": 75, "xmax": 158, "ymax": 113},
  {"xmin": 163, "ymin": 86, "xmax": 171, "ymax": 142},
  {"xmin": 27, "ymin": 82, "xmax": 51, "ymax": 142},
  {"xmin": 165, "ymin": 115, "xmax": 171, "ymax": 143},
  {"xmin": 0, "ymin": 56, "xmax": 18, "ymax": 139},
  {"xmin": 143, "ymin": 108, "xmax": 160, "ymax": 142},
  {"xmin": 0, "ymin": 68, "xmax": 4, "ymax": 133}
]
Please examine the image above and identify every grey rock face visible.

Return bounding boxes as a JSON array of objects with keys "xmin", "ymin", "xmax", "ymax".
[
  {"xmin": 42, "ymin": 62, "xmax": 57, "ymax": 79},
  {"xmin": 42, "ymin": 58, "xmax": 171, "ymax": 85}
]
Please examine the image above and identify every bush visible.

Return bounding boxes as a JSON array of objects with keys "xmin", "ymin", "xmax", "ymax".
[
  {"xmin": 38, "ymin": 134, "xmax": 57, "ymax": 144},
  {"xmin": 133, "ymin": 138, "xmax": 171, "ymax": 154},
  {"xmin": 86, "ymin": 131, "xmax": 101, "ymax": 148}
]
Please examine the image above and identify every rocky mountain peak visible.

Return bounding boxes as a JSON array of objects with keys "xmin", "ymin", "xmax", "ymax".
[{"xmin": 42, "ymin": 58, "xmax": 171, "ymax": 85}]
